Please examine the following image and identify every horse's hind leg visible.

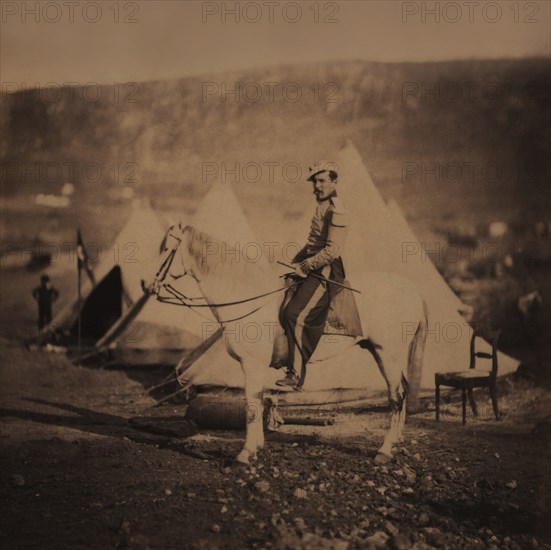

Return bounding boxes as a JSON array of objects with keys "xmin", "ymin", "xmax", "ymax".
[
  {"xmin": 377, "ymin": 372, "xmax": 408, "ymax": 463},
  {"xmin": 367, "ymin": 345, "xmax": 409, "ymax": 463}
]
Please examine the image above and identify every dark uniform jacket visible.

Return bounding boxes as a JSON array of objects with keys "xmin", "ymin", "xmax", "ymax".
[{"xmin": 293, "ymin": 193, "xmax": 347, "ymax": 293}]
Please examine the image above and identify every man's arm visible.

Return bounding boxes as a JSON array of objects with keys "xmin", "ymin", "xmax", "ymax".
[
  {"xmin": 299, "ymin": 206, "xmax": 347, "ymax": 273},
  {"xmin": 291, "ymin": 244, "xmax": 309, "ymax": 264}
]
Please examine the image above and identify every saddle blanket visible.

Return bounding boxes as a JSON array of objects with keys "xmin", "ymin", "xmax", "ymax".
[{"xmin": 325, "ymin": 281, "xmax": 363, "ymax": 337}]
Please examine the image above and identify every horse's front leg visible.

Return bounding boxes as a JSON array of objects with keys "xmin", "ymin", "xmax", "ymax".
[{"xmin": 236, "ymin": 358, "xmax": 265, "ymax": 465}]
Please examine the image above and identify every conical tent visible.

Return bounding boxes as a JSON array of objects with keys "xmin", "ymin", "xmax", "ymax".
[
  {"xmin": 333, "ymin": 140, "xmax": 518, "ymax": 386},
  {"xmin": 179, "ymin": 142, "xmax": 519, "ymax": 402},
  {"xmin": 386, "ymin": 198, "xmax": 467, "ymax": 314},
  {"xmin": 43, "ymin": 199, "xmax": 206, "ymax": 359},
  {"xmin": 192, "ymin": 182, "xmax": 268, "ymax": 247}
]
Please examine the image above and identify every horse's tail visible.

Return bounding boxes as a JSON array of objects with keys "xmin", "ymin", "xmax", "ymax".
[{"xmin": 406, "ymin": 298, "xmax": 428, "ymax": 412}]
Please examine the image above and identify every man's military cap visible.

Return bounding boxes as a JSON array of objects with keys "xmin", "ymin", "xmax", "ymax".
[{"xmin": 306, "ymin": 160, "xmax": 339, "ymax": 182}]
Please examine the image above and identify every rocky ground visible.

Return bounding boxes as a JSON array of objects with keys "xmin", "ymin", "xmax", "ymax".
[{"xmin": 0, "ymin": 342, "xmax": 550, "ymax": 549}]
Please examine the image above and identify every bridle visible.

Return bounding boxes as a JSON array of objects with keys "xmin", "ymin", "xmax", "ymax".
[
  {"xmin": 149, "ymin": 228, "xmax": 300, "ymax": 324},
  {"xmin": 153, "ymin": 231, "xmax": 184, "ymax": 290}
]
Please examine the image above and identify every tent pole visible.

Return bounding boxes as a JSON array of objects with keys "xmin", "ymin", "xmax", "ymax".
[{"xmin": 77, "ymin": 255, "xmax": 82, "ymax": 362}]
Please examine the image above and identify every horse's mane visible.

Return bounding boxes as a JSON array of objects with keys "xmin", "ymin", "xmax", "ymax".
[{"xmin": 183, "ymin": 225, "xmax": 267, "ymax": 284}]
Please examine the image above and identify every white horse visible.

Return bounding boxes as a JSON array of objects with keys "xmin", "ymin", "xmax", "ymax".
[{"xmin": 150, "ymin": 225, "xmax": 428, "ymax": 465}]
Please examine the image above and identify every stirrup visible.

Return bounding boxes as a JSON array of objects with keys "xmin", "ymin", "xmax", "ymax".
[{"xmin": 275, "ymin": 372, "xmax": 300, "ymax": 389}]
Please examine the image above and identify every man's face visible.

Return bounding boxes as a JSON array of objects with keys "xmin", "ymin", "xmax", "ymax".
[{"xmin": 311, "ymin": 171, "xmax": 337, "ymax": 201}]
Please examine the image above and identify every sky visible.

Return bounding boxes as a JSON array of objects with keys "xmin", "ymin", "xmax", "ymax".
[{"xmin": 1, "ymin": 0, "xmax": 550, "ymax": 87}]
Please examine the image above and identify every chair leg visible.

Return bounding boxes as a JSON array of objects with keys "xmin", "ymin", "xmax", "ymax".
[
  {"xmin": 435, "ymin": 384, "xmax": 440, "ymax": 421},
  {"xmin": 461, "ymin": 388, "xmax": 467, "ymax": 426},
  {"xmin": 490, "ymin": 384, "xmax": 500, "ymax": 420},
  {"xmin": 467, "ymin": 389, "xmax": 478, "ymax": 417}
]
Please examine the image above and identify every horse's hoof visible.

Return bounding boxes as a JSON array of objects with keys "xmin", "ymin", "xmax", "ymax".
[
  {"xmin": 374, "ymin": 452, "xmax": 392, "ymax": 464},
  {"xmin": 236, "ymin": 448, "xmax": 259, "ymax": 465},
  {"xmin": 235, "ymin": 450, "xmax": 250, "ymax": 465}
]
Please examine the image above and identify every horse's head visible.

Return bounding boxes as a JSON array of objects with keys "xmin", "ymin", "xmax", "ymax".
[
  {"xmin": 157, "ymin": 224, "xmax": 246, "ymax": 292},
  {"xmin": 158, "ymin": 223, "xmax": 194, "ymax": 281}
]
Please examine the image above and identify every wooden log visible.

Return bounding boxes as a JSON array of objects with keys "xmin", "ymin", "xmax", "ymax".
[
  {"xmin": 282, "ymin": 417, "xmax": 336, "ymax": 426},
  {"xmin": 184, "ymin": 394, "xmax": 247, "ymax": 429}
]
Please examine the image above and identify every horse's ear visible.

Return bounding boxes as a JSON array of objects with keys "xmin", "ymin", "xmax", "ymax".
[
  {"xmin": 159, "ymin": 225, "xmax": 173, "ymax": 253},
  {"xmin": 175, "ymin": 222, "xmax": 193, "ymax": 234},
  {"xmin": 159, "ymin": 233, "xmax": 168, "ymax": 254}
]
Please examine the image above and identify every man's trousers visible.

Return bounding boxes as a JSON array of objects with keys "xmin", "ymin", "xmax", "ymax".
[
  {"xmin": 38, "ymin": 306, "xmax": 52, "ymax": 330},
  {"xmin": 281, "ymin": 265, "xmax": 333, "ymax": 379}
]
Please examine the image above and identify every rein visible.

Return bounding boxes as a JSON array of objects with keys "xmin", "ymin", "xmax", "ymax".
[
  {"xmin": 158, "ymin": 284, "xmax": 265, "ymax": 323},
  {"xmin": 160, "ymin": 281, "xmax": 298, "ymax": 309},
  {"xmin": 152, "ymin": 231, "xmax": 300, "ymax": 323}
]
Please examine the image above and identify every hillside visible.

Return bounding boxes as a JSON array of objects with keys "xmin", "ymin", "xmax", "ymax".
[{"xmin": 1, "ymin": 58, "xmax": 549, "ymax": 245}]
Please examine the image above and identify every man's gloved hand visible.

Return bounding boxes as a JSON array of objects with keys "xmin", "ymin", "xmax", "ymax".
[{"xmin": 292, "ymin": 263, "xmax": 308, "ymax": 278}]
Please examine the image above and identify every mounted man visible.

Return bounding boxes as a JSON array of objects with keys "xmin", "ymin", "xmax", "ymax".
[{"xmin": 274, "ymin": 161, "xmax": 351, "ymax": 389}]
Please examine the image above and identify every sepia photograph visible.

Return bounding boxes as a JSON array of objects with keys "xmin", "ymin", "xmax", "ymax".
[{"xmin": 1, "ymin": 1, "xmax": 550, "ymax": 548}]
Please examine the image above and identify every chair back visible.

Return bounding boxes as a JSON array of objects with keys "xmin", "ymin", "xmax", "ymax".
[{"xmin": 469, "ymin": 328, "xmax": 501, "ymax": 377}]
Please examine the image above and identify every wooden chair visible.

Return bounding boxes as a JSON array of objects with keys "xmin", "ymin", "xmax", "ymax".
[{"xmin": 435, "ymin": 329, "xmax": 501, "ymax": 425}]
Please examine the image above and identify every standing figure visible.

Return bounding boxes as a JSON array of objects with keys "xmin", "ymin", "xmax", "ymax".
[
  {"xmin": 32, "ymin": 275, "xmax": 59, "ymax": 330},
  {"xmin": 278, "ymin": 161, "xmax": 348, "ymax": 389}
]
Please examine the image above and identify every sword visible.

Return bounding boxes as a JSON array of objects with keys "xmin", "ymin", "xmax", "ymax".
[{"xmin": 277, "ymin": 260, "xmax": 361, "ymax": 294}]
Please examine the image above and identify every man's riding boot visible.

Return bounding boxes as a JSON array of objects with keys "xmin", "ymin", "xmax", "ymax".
[
  {"xmin": 269, "ymin": 330, "xmax": 288, "ymax": 370},
  {"xmin": 275, "ymin": 368, "xmax": 300, "ymax": 389}
]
